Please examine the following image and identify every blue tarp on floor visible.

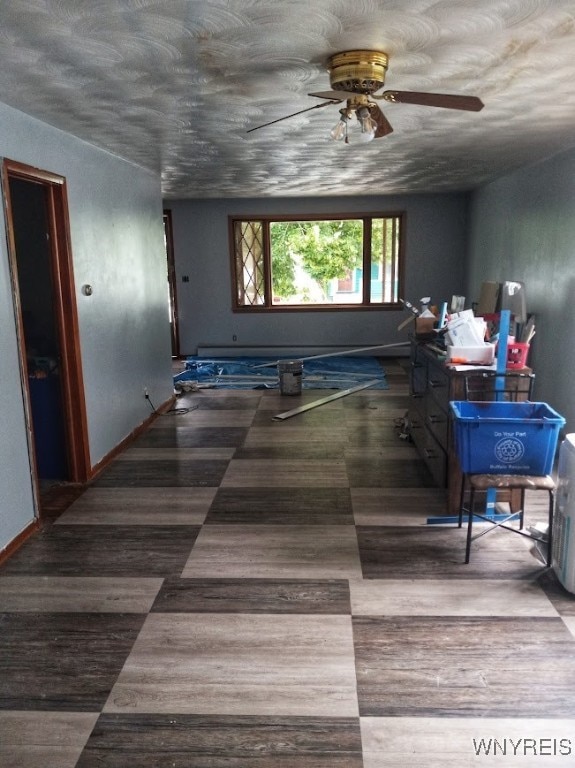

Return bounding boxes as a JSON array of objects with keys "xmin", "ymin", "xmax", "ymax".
[{"xmin": 175, "ymin": 356, "xmax": 388, "ymax": 390}]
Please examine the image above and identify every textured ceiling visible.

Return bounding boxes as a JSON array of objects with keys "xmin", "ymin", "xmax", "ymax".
[{"xmin": 1, "ymin": 0, "xmax": 575, "ymax": 198}]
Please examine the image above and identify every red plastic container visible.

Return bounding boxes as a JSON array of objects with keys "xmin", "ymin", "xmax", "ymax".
[{"xmin": 507, "ymin": 342, "xmax": 530, "ymax": 369}]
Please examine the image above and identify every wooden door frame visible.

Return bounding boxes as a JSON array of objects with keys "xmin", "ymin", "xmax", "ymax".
[
  {"xmin": 2, "ymin": 159, "xmax": 91, "ymax": 487},
  {"xmin": 163, "ymin": 208, "xmax": 180, "ymax": 358}
]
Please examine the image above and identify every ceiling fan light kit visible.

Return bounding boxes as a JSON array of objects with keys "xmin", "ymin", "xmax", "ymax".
[
  {"xmin": 247, "ymin": 49, "xmax": 484, "ymax": 141},
  {"xmin": 330, "ymin": 96, "xmax": 378, "ymax": 144},
  {"xmin": 329, "ymin": 111, "xmax": 350, "ymax": 142}
]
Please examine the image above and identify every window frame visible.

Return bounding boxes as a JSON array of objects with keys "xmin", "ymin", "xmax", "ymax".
[{"xmin": 229, "ymin": 211, "xmax": 405, "ymax": 312}]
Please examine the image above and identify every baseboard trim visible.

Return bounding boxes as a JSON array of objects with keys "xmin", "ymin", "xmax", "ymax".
[
  {"xmin": 88, "ymin": 395, "xmax": 176, "ymax": 481},
  {"xmin": 0, "ymin": 518, "xmax": 40, "ymax": 567}
]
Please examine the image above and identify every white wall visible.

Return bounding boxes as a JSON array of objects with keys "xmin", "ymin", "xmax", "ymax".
[
  {"xmin": 468, "ymin": 145, "xmax": 575, "ymax": 432},
  {"xmin": 0, "ymin": 101, "xmax": 173, "ymax": 552},
  {"xmin": 167, "ymin": 193, "xmax": 469, "ymax": 356}
]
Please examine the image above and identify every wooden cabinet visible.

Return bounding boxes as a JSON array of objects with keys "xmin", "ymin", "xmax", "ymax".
[
  {"xmin": 408, "ymin": 340, "xmax": 532, "ymax": 516},
  {"xmin": 408, "ymin": 341, "xmax": 453, "ymax": 491}
]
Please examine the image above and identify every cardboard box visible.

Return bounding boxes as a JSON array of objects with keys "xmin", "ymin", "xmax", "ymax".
[
  {"xmin": 415, "ymin": 317, "xmax": 436, "ymax": 334},
  {"xmin": 477, "ymin": 281, "xmax": 501, "ymax": 315}
]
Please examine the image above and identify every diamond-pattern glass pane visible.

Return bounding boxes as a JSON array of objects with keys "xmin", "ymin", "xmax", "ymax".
[{"xmin": 234, "ymin": 221, "xmax": 265, "ymax": 306}]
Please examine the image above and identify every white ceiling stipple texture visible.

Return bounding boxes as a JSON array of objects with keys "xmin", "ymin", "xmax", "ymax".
[{"xmin": 0, "ymin": 1, "xmax": 574, "ymax": 198}]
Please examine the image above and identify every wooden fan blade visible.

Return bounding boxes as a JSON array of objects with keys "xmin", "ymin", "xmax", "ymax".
[
  {"xmin": 308, "ymin": 90, "xmax": 349, "ymax": 102},
  {"xmin": 246, "ymin": 101, "xmax": 337, "ymax": 133},
  {"xmin": 370, "ymin": 105, "xmax": 393, "ymax": 138},
  {"xmin": 381, "ymin": 90, "xmax": 484, "ymax": 111}
]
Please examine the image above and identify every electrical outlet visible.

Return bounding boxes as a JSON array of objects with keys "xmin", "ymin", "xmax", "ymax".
[{"xmin": 233, "ymin": 334, "xmax": 237, "ymax": 342}]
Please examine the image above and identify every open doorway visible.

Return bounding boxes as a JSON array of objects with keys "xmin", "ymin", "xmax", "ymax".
[{"xmin": 2, "ymin": 160, "xmax": 90, "ymax": 504}]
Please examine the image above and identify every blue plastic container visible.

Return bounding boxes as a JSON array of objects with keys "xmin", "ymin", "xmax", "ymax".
[{"xmin": 450, "ymin": 401, "xmax": 565, "ymax": 475}]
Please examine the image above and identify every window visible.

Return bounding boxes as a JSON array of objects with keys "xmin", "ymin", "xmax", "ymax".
[{"xmin": 230, "ymin": 213, "xmax": 404, "ymax": 310}]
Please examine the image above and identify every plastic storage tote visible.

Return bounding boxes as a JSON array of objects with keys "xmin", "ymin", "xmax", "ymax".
[{"xmin": 450, "ymin": 400, "xmax": 565, "ymax": 475}]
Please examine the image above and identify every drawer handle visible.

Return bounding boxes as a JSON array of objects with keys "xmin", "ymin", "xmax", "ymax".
[
  {"xmin": 424, "ymin": 448, "xmax": 438, "ymax": 458},
  {"xmin": 429, "ymin": 379, "xmax": 445, "ymax": 389},
  {"xmin": 410, "ymin": 393, "xmax": 423, "ymax": 399},
  {"xmin": 427, "ymin": 415, "xmax": 445, "ymax": 424}
]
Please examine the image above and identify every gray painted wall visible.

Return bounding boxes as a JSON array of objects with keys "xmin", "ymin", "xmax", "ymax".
[
  {"xmin": 0, "ymin": 101, "xmax": 173, "ymax": 552},
  {"xmin": 167, "ymin": 193, "xmax": 469, "ymax": 356},
  {"xmin": 468, "ymin": 145, "xmax": 575, "ymax": 432}
]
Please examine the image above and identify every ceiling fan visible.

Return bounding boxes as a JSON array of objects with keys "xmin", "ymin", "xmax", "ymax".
[{"xmin": 247, "ymin": 50, "xmax": 484, "ymax": 143}]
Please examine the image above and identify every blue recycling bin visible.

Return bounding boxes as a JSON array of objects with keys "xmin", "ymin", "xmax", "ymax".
[{"xmin": 450, "ymin": 400, "xmax": 565, "ymax": 475}]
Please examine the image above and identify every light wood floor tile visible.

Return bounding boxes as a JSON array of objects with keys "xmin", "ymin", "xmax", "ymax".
[
  {"xmin": 56, "ymin": 487, "xmax": 215, "ymax": 525},
  {"xmin": 181, "ymin": 394, "xmax": 262, "ymax": 410},
  {"xmin": 351, "ymin": 488, "xmax": 448, "ymax": 525},
  {"xmin": 562, "ymin": 616, "xmax": 575, "ymax": 638},
  {"xmin": 221, "ymin": 459, "xmax": 348, "ymax": 487},
  {"xmin": 0, "ymin": 577, "xmax": 163, "ymax": 613},
  {"xmin": 235, "ymin": 444, "xmax": 346, "ymax": 460},
  {"xmin": 150, "ymin": 410, "xmax": 256, "ymax": 427},
  {"xmin": 105, "ymin": 614, "xmax": 359, "ymax": 716},
  {"xmin": 251, "ymin": 405, "xmax": 351, "ymax": 427},
  {"xmin": 116, "ymin": 447, "xmax": 236, "ymax": 461},
  {"xmin": 349, "ymin": 579, "xmax": 559, "ymax": 617},
  {"xmin": 243, "ymin": 426, "xmax": 347, "ymax": 445},
  {"xmin": 257, "ymin": 392, "xmax": 345, "ymax": 411},
  {"xmin": 361, "ymin": 717, "xmax": 575, "ymax": 767},
  {"xmin": 343, "ymin": 409, "xmax": 407, "ymax": 426},
  {"xmin": 0, "ymin": 711, "xmax": 98, "ymax": 768},
  {"xmin": 348, "ymin": 432, "xmax": 411, "ymax": 448},
  {"xmin": 342, "ymin": 393, "xmax": 408, "ymax": 410},
  {"xmin": 346, "ymin": 456, "xmax": 434, "ymax": 488},
  {"xmin": 183, "ymin": 524, "xmax": 362, "ymax": 579}
]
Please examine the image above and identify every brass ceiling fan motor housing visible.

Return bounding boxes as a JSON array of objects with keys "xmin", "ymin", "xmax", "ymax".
[{"xmin": 328, "ymin": 50, "xmax": 389, "ymax": 95}]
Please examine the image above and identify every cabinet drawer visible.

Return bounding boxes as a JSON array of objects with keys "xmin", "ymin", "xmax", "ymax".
[
  {"xmin": 426, "ymin": 398, "xmax": 449, "ymax": 449},
  {"xmin": 408, "ymin": 409, "xmax": 447, "ymax": 487},
  {"xmin": 408, "ymin": 407, "xmax": 426, "ymax": 450},
  {"xmin": 427, "ymin": 365, "xmax": 450, "ymax": 411},
  {"xmin": 419, "ymin": 430, "xmax": 447, "ymax": 487},
  {"xmin": 410, "ymin": 359, "xmax": 427, "ymax": 397},
  {"xmin": 409, "ymin": 388, "xmax": 426, "ymax": 418}
]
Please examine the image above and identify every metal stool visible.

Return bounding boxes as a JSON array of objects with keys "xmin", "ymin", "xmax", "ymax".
[{"xmin": 458, "ymin": 473, "xmax": 556, "ymax": 564}]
